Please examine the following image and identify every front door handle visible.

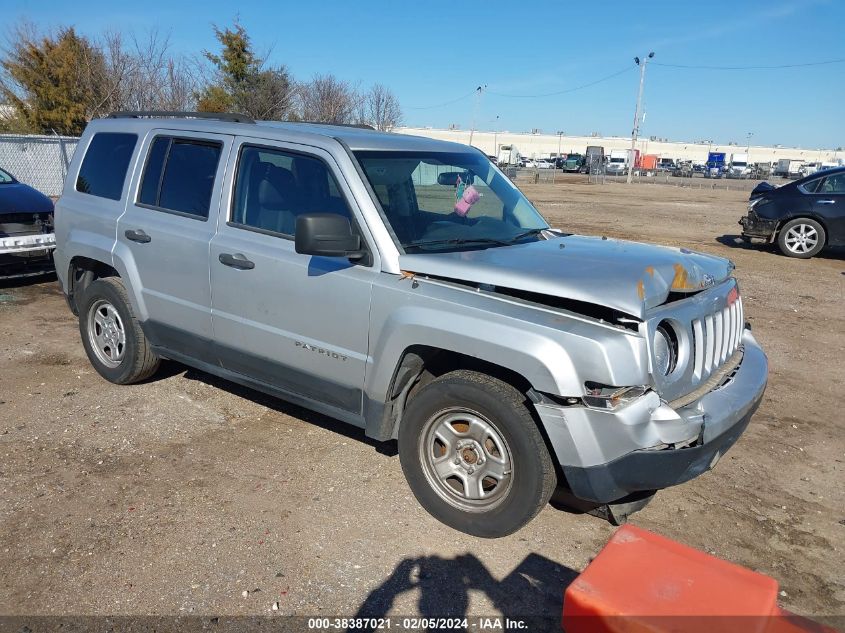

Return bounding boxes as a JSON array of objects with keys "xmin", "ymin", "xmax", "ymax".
[
  {"xmin": 218, "ymin": 253, "xmax": 255, "ymax": 270},
  {"xmin": 124, "ymin": 229, "xmax": 151, "ymax": 243},
  {"xmin": 817, "ymin": 199, "xmax": 836, "ymax": 205}
]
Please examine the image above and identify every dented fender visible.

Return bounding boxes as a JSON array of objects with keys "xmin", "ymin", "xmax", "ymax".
[{"xmin": 363, "ymin": 274, "xmax": 650, "ymax": 408}]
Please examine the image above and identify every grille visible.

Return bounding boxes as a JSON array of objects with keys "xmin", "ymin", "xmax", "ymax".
[
  {"xmin": 691, "ymin": 296, "xmax": 743, "ymax": 380},
  {"xmin": 0, "ymin": 212, "xmax": 53, "ymax": 237}
]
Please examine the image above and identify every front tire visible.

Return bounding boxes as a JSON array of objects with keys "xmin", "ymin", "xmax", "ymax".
[
  {"xmin": 777, "ymin": 218, "xmax": 825, "ymax": 258},
  {"xmin": 399, "ymin": 370, "xmax": 556, "ymax": 537},
  {"xmin": 78, "ymin": 277, "xmax": 160, "ymax": 384}
]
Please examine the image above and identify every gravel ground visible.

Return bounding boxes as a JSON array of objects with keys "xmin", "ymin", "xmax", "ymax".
[{"xmin": 1, "ymin": 176, "xmax": 843, "ymax": 624}]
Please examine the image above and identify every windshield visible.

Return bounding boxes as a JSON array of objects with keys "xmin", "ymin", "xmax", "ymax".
[
  {"xmin": 733, "ymin": 161, "xmax": 747, "ymax": 167},
  {"xmin": 0, "ymin": 167, "xmax": 15, "ymax": 184},
  {"xmin": 354, "ymin": 150, "xmax": 549, "ymax": 253},
  {"xmin": 610, "ymin": 157, "xmax": 624, "ymax": 163}
]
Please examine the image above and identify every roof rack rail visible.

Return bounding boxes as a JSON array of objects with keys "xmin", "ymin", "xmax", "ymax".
[
  {"xmin": 296, "ymin": 121, "xmax": 376, "ymax": 131},
  {"xmin": 107, "ymin": 111, "xmax": 256, "ymax": 124}
]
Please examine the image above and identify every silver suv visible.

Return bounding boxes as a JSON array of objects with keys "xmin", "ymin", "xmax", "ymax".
[{"xmin": 54, "ymin": 112, "xmax": 768, "ymax": 537}]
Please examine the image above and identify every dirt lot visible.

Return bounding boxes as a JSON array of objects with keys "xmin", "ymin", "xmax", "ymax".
[{"xmin": 1, "ymin": 177, "xmax": 843, "ymax": 624}]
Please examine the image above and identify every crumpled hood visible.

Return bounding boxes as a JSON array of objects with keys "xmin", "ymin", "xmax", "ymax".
[
  {"xmin": 0, "ymin": 183, "xmax": 54, "ymax": 215},
  {"xmin": 399, "ymin": 235, "xmax": 734, "ymax": 319}
]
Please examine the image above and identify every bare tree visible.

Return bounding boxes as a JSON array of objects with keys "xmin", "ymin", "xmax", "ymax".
[
  {"xmin": 299, "ymin": 74, "xmax": 359, "ymax": 124},
  {"xmin": 361, "ymin": 83, "xmax": 402, "ymax": 131},
  {"xmin": 86, "ymin": 30, "xmax": 133, "ymax": 117},
  {"xmin": 91, "ymin": 29, "xmax": 198, "ymax": 114}
]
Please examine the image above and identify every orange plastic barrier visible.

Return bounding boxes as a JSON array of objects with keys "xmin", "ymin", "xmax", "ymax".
[{"xmin": 562, "ymin": 524, "xmax": 838, "ymax": 633}]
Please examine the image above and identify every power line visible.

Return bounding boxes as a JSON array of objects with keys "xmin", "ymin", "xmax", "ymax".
[
  {"xmin": 652, "ymin": 58, "xmax": 845, "ymax": 70},
  {"xmin": 406, "ymin": 90, "xmax": 477, "ymax": 110},
  {"xmin": 407, "ymin": 65, "xmax": 634, "ymax": 109},
  {"xmin": 487, "ymin": 66, "xmax": 633, "ymax": 98}
]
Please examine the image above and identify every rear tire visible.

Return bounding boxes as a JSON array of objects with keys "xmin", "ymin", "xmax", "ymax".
[
  {"xmin": 78, "ymin": 277, "xmax": 160, "ymax": 384},
  {"xmin": 398, "ymin": 370, "xmax": 556, "ymax": 537},
  {"xmin": 777, "ymin": 218, "xmax": 825, "ymax": 258}
]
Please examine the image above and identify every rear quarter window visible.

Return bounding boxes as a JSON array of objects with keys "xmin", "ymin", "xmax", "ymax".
[
  {"xmin": 75, "ymin": 132, "xmax": 138, "ymax": 200},
  {"xmin": 800, "ymin": 178, "xmax": 824, "ymax": 194}
]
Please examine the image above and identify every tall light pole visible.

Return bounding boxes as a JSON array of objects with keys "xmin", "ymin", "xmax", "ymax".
[
  {"xmin": 627, "ymin": 52, "xmax": 654, "ymax": 184},
  {"xmin": 492, "ymin": 115, "xmax": 500, "ymax": 158},
  {"xmin": 554, "ymin": 131, "xmax": 563, "ymax": 183},
  {"xmin": 468, "ymin": 84, "xmax": 486, "ymax": 147},
  {"xmin": 746, "ymin": 132, "xmax": 753, "ymax": 159}
]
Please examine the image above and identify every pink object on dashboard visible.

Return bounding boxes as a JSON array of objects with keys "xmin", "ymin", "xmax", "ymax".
[{"xmin": 454, "ymin": 185, "xmax": 480, "ymax": 217}]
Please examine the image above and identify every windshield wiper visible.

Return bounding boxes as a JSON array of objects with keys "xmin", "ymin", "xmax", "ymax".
[
  {"xmin": 405, "ymin": 237, "xmax": 512, "ymax": 251},
  {"xmin": 406, "ymin": 229, "xmax": 549, "ymax": 251},
  {"xmin": 502, "ymin": 228, "xmax": 547, "ymax": 244}
]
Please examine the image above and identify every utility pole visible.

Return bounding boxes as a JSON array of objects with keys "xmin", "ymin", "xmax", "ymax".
[
  {"xmin": 554, "ymin": 131, "xmax": 563, "ymax": 183},
  {"xmin": 627, "ymin": 52, "xmax": 654, "ymax": 184},
  {"xmin": 492, "ymin": 115, "xmax": 500, "ymax": 159},
  {"xmin": 468, "ymin": 84, "xmax": 486, "ymax": 147}
]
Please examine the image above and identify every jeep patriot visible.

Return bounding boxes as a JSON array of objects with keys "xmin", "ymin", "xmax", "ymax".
[{"xmin": 54, "ymin": 112, "xmax": 768, "ymax": 537}]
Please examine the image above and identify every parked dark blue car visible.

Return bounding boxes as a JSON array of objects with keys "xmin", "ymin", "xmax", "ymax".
[
  {"xmin": 0, "ymin": 166, "xmax": 56, "ymax": 279},
  {"xmin": 739, "ymin": 166, "xmax": 845, "ymax": 258}
]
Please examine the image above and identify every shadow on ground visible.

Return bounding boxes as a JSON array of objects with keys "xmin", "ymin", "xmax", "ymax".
[
  {"xmin": 0, "ymin": 271, "xmax": 57, "ymax": 290},
  {"xmin": 351, "ymin": 552, "xmax": 577, "ymax": 632},
  {"xmin": 180, "ymin": 366, "xmax": 399, "ymax": 456}
]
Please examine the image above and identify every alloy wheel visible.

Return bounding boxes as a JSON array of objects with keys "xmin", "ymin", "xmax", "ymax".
[
  {"xmin": 784, "ymin": 223, "xmax": 819, "ymax": 255},
  {"xmin": 87, "ymin": 299, "xmax": 126, "ymax": 368}
]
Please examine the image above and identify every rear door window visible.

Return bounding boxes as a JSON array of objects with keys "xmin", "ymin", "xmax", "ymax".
[
  {"xmin": 820, "ymin": 173, "xmax": 845, "ymax": 193},
  {"xmin": 76, "ymin": 132, "xmax": 138, "ymax": 200},
  {"xmin": 138, "ymin": 137, "xmax": 223, "ymax": 219}
]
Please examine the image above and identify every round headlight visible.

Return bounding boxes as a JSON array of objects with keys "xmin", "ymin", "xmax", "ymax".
[{"xmin": 653, "ymin": 324, "xmax": 677, "ymax": 376}]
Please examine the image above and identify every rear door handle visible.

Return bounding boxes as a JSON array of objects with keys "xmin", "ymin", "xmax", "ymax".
[
  {"xmin": 817, "ymin": 199, "xmax": 836, "ymax": 204},
  {"xmin": 124, "ymin": 229, "xmax": 151, "ymax": 243},
  {"xmin": 218, "ymin": 253, "xmax": 255, "ymax": 270}
]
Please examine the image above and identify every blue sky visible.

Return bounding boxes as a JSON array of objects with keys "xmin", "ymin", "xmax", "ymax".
[{"xmin": 7, "ymin": 0, "xmax": 844, "ymax": 148}]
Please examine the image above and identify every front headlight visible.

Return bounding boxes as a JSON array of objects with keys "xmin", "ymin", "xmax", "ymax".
[
  {"xmin": 653, "ymin": 323, "xmax": 677, "ymax": 376},
  {"xmin": 582, "ymin": 383, "xmax": 649, "ymax": 411}
]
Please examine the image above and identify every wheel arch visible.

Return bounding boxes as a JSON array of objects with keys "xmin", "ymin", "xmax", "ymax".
[
  {"xmin": 67, "ymin": 256, "xmax": 119, "ymax": 315},
  {"xmin": 364, "ymin": 344, "xmax": 541, "ymax": 443},
  {"xmin": 775, "ymin": 213, "xmax": 830, "ymax": 246}
]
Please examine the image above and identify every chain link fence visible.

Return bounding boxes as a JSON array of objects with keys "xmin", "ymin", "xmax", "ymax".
[{"xmin": 0, "ymin": 134, "xmax": 79, "ymax": 197}]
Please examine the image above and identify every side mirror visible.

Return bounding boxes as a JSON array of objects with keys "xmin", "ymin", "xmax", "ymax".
[{"xmin": 295, "ymin": 213, "xmax": 364, "ymax": 259}]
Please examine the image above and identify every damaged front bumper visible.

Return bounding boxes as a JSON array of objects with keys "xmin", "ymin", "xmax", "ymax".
[
  {"xmin": 534, "ymin": 329, "xmax": 767, "ymax": 503},
  {"xmin": 739, "ymin": 211, "xmax": 777, "ymax": 241},
  {"xmin": 0, "ymin": 233, "xmax": 57, "ymax": 279}
]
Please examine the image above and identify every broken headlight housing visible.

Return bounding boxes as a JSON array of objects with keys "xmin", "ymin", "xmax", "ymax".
[
  {"xmin": 747, "ymin": 197, "xmax": 767, "ymax": 212},
  {"xmin": 653, "ymin": 323, "xmax": 678, "ymax": 376},
  {"xmin": 582, "ymin": 383, "xmax": 649, "ymax": 411}
]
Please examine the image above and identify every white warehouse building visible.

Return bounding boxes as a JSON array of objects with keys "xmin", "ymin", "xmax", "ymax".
[{"xmin": 394, "ymin": 126, "xmax": 842, "ymax": 165}]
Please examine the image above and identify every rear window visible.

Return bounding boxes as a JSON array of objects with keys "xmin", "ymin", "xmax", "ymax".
[
  {"xmin": 138, "ymin": 137, "xmax": 222, "ymax": 219},
  {"xmin": 76, "ymin": 133, "xmax": 138, "ymax": 200}
]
